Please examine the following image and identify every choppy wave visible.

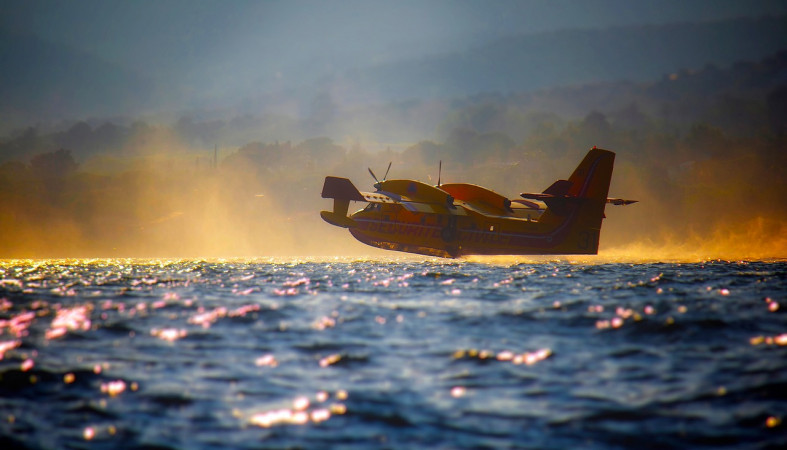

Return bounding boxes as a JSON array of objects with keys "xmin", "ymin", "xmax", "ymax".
[{"xmin": 0, "ymin": 259, "xmax": 785, "ymax": 448}]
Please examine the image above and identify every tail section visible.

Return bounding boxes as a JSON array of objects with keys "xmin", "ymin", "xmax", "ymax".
[
  {"xmin": 566, "ymin": 148, "xmax": 614, "ymax": 202},
  {"xmin": 320, "ymin": 176, "xmax": 364, "ymax": 228},
  {"xmin": 534, "ymin": 148, "xmax": 615, "ymax": 254}
]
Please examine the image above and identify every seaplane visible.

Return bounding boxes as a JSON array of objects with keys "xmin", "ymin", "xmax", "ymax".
[{"xmin": 320, "ymin": 147, "xmax": 636, "ymax": 258}]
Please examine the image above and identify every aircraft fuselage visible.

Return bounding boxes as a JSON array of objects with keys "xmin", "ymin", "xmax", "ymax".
[{"xmin": 320, "ymin": 148, "xmax": 634, "ymax": 258}]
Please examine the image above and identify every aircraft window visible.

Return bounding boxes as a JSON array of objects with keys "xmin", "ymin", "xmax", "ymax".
[{"xmin": 489, "ymin": 225, "xmax": 495, "ymax": 231}]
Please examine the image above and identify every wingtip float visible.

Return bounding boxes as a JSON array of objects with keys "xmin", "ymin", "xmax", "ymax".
[{"xmin": 321, "ymin": 147, "xmax": 637, "ymax": 258}]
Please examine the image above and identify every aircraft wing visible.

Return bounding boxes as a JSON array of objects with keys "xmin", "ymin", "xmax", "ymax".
[
  {"xmin": 323, "ymin": 177, "xmax": 469, "ymax": 216},
  {"xmin": 361, "ymin": 190, "xmax": 465, "ymax": 215},
  {"xmin": 452, "ymin": 199, "xmax": 508, "ymax": 217},
  {"xmin": 402, "ymin": 202, "xmax": 462, "ymax": 214},
  {"xmin": 361, "ymin": 192, "xmax": 398, "ymax": 204},
  {"xmin": 453, "ymin": 199, "xmax": 518, "ymax": 220}
]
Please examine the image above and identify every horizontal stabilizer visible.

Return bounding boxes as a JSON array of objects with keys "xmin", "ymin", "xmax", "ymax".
[
  {"xmin": 320, "ymin": 211, "xmax": 357, "ymax": 228},
  {"xmin": 519, "ymin": 193, "xmax": 578, "ymax": 216},
  {"xmin": 520, "ymin": 179, "xmax": 574, "ymax": 202},
  {"xmin": 520, "ymin": 192, "xmax": 565, "ymax": 201},
  {"xmin": 543, "ymin": 179, "xmax": 572, "ymax": 196},
  {"xmin": 510, "ymin": 199, "xmax": 543, "ymax": 210},
  {"xmin": 606, "ymin": 198, "xmax": 638, "ymax": 206},
  {"xmin": 322, "ymin": 176, "xmax": 365, "ymax": 201}
]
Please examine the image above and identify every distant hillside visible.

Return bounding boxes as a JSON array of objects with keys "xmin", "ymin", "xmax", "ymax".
[
  {"xmin": 336, "ymin": 15, "xmax": 787, "ymax": 102},
  {"xmin": 493, "ymin": 48, "xmax": 786, "ymax": 121},
  {"xmin": 0, "ymin": 28, "xmax": 154, "ymax": 130},
  {"xmin": 3, "ymin": 47, "xmax": 785, "ymax": 172},
  {"xmin": 2, "ymin": 15, "xmax": 787, "ymax": 148},
  {"xmin": 4, "ymin": 14, "xmax": 786, "ymax": 132},
  {"xmin": 322, "ymin": 49, "xmax": 787, "ymax": 144}
]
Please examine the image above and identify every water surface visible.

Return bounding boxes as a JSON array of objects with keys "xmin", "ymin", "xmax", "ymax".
[{"xmin": 1, "ymin": 259, "xmax": 785, "ymax": 448}]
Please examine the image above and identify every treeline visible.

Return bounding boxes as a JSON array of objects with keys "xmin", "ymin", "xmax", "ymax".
[
  {"xmin": 1, "ymin": 109, "xmax": 784, "ymax": 257},
  {"xmin": 3, "ymin": 50, "xmax": 785, "ymax": 165},
  {"xmin": 5, "ymin": 49, "xmax": 785, "ymax": 165},
  {"xmin": 1, "ymin": 51, "xmax": 786, "ymax": 257}
]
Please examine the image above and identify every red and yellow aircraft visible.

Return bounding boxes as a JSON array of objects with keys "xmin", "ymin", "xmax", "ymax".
[{"xmin": 320, "ymin": 147, "xmax": 636, "ymax": 258}]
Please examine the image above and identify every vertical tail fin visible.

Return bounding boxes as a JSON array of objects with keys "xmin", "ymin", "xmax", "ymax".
[
  {"xmin": 567, "ymin": 148, "xmax": 615, "ymax": 202},
  {"xmin": 539, "ymin": 148, "xmax": 616, "ymax": 254}
]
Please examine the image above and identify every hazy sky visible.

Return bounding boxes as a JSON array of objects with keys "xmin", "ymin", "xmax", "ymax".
[
  {"xmin": 2, "ymin": 0, "xmax": 786, "ymax": 117},
  {"xmin": 4, "ymin": 0, "xmax": 786, "ymax": 80},
  {"xmin": 6, "ymin": 1, "xmax": 787, "ymax": 52}
]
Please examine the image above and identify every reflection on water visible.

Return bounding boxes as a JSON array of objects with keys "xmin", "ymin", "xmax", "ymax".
[{"xmin": 0, "ymin": 258, "xmax": 785, "ymax": 448}]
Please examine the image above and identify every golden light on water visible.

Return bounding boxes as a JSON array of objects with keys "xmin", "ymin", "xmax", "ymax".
[
  {"xmin": 46, "ymin": 305, "xmax": 92, "ymax": 340},
  {"xmin": 100, "ymin": 380, "xmax": 127, "ymax": 397},
  {"xmin": 20, "ymin": 358, "xmax": 34, "ymax": 372},
  {"xmin": 150, "ymin": 328, "xmax": 188, "ymax": 341},
  {"xmin": 293, "ymin": 396, "xmax": 310, "ymax": 411},
  {"xmin": 766, "ymin": 416, "xmax": 782, "ymax": 428},
  {"xmin": 255, "ymin": 354, "xmax": 278, "ymax": 367},
  {"xmin": 597, "ymin": 216, "xmax": 787, "ymax": 263},
  {"xmin": 312, "ymin": 315, "xmax": 337, "ymax": 330},
  {"xmin": 319, "ymin": 353, "xmax": 342, "ymax": 367},
  {"xmin": 458, "ymin": 216, "xmax": 787, "ymax": 264},
  {"xmin": 0, "ymin": 340, "xmax": 21, "ymax": 359},
  {"xmin": 453, "ymin": 348, "xmax": 553, "ymax": 366},
  {"xmin": 248, "ymin": 391, "xmax": 348, "ymax": 429},
  {"xmin": 749, "ymin": 334, "xmax": 787, "ymax": 346}
]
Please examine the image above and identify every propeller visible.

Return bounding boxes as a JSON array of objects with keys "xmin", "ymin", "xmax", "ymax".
[
  {"xmin": 368, "ymin": 161, "xmax": 393, "ymax": 188},
  {"xmin": 437, "ymin": 160, "xmax": 442, "ymax": 187}
]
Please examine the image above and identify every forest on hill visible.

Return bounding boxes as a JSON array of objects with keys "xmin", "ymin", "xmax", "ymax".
[
  {"xmin": 2, "ymin": 13, "xmax": 786, "ymax": 133},
  {"xmin": 0, "ymin": 50, "xmax": 785, "ymax": 258}
]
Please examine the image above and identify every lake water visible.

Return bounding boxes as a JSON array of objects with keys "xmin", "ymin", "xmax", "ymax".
[{"xmin": 1, "ymin": 258, "xmax": 785, "ymax": 448}]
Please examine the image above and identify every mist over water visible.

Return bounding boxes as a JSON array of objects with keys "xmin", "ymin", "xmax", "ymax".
[
  {"xmin": 1, "ymin": 134, "xmax": 784, "ymax": 261},
  {"xmin": 0, "ymin": 2, "xmax": 785, "ymax": 261}
]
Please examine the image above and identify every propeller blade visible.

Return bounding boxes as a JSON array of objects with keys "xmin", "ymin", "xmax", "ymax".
[
  {"xmin": 368, "ymin": 167, "xmax": 379, "ymax": 183},
  {"xmin": 383, "ymin": 162, "xmax": 392, "ymax": 180},
  {"xmin": 437, "ymin": 160, "xmax": 442, "ymax": 187}
]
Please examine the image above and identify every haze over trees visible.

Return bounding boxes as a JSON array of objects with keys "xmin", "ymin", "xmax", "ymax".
[{"xmin": 0, "ymin": 1, "xmax": 785, "ymax": 258}]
